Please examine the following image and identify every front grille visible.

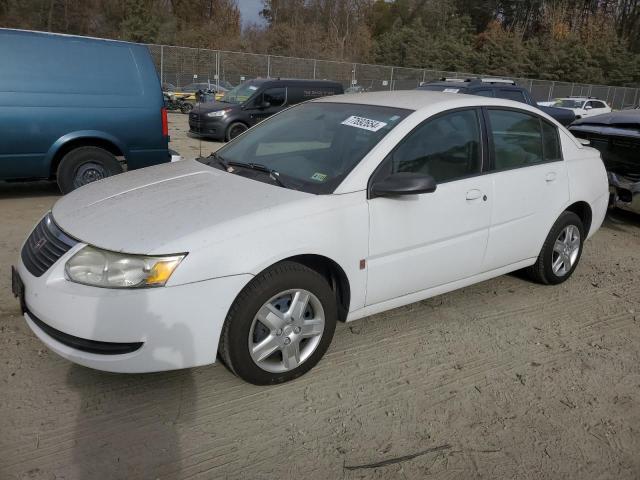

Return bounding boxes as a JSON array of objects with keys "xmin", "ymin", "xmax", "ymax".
[{"xmin": 21, "ymin": 213, "xmax": 77, "ymax": 277}]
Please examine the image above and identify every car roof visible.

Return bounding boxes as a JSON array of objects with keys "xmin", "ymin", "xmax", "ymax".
[
  {"xmin": 312, "ymin": 89, "xmax": 532, "ymax": 113},
  {"xmin": 248, "ymin": 78, "xmax": 342, "ymax": 88}
]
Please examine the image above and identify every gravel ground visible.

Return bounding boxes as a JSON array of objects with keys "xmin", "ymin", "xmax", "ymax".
[{"xmin": 1, "ymin": 114, "xmax": 639, "ymax": 479}]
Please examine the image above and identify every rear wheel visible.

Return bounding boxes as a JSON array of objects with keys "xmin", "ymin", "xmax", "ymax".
[
  {"xmin": 225, "ymin": 122, "xmax": 248, "ymax": 141},
  {"xmin": 180, "ymin": 102, "xmax": 193, "ymax": 114},
  {"xmin": 56, "ymin": 146, "xmax": 123, "ymax": 194},
  {"xmin": 526, "ymin": 211, "xmax": 584, "ymax": 285},
  {"xmin": 218, "ymin": 261, "xmax": 337, "ymax": 385}
]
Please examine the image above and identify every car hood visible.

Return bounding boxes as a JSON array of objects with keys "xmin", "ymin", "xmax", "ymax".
[
  {"xmin": 52, "ymin": 160, "xmax": 311, "ymax": 255},
  {"xmin": 571, "ymin": 109, "xmax": 640, "ymax": 127},
  {"xmin": 192, "ymin": 102, "xmax": 238, "ymax": 114}
]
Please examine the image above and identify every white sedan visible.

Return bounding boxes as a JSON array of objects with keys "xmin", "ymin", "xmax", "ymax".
[
  {"xmin": 552, "ymin": 97, "xmax": 612, "ymax": 118},
  {"xmin": 13, "ymin": 91, "xmax": 609, "ymax": 384}
]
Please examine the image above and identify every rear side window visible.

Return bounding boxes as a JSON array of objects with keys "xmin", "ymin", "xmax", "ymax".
[
  {"xmin": 385, "ymin": 109, "xmax": 482, "ymax": 183},
  {"xmin": 488, "ymin": 109, "xmax": 544, "ymax": 170},
  {"xmin": 474, "ymin": 89, "xmax": 494, "ymax": 97},
  {"xmin": 541, "ymin": 121, "xmax": 562, "ymax": 161},
  {"xmin": 496, "ymin": 89, "xmax": 526, "ymax": 103},
  {"xmin": 0, "ymin": 33, "xmax": 143, "ymax": 95}
]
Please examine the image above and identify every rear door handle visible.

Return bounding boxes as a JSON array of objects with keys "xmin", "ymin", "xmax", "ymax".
[
  {"xmin": 546, "ymin": 172, "xmax": 557, "ymax": 182},
  {"xmin": 466, "ymin": 189, "xmax": 483, "ymax": 201}
]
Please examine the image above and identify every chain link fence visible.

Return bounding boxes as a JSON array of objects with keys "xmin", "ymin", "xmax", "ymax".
[{"xmin": 147, "ymin": 44, "xmax": 640, "ymax": 110}]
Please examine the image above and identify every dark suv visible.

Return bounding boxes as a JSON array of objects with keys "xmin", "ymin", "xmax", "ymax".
[
  {"xmin": 189, "ymin": 79, "xmax": 344, "ymax": 141},
  {"xmin": 417, "ymin": 78, "xmax": 575, "ymax": 126}
]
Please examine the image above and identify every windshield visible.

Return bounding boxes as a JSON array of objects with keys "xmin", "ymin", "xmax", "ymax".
[
  {"xmin": 554, "ymin": 99, "xmax": 584, "ymax": 108},
  {"xmin": 218, "ymin": 82, "xmax": 262, "ymax": 104},
  {"xmin": 211, "ymin": 102, "xmax": 411, "ymax": 193}
]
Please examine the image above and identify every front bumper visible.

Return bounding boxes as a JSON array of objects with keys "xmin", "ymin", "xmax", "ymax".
[
  {"xmin": 188, "ymin": 114, "xmax": 225, "ymax": 140},
  {"xmin": 609, "ymin": 172, "xmax": 640, "ymax": 214},
  {"xmin": 15, "ymin": 246, "xmax": 252, "ymax": 373}
]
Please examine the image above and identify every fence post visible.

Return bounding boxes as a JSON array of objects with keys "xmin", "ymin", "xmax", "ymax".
[
  {"xmin": 160, "ymin": 45, "xmax": 164, "ymax": 84},
  {"xmin": 215, "ymin": 50, "xmax": 219, "ymax": 90},
  {"xmin": 422, "ymin": 69, "xmax": 426, "ymax": 86},
  {"xmin": 267, "ymin": 55, "xmax": 271, "ymax": 78},
  {"xmin": 313, "ymin": 59, "xmax": 317, "ymax": 79},
  {"xmin": 548, "ymin": 82, "xmax": 554, "ymax": 101},
  {"xmin": 389, "ymin": 67, "xmax": 394, "ymax": 91},
  {"xmin": 633, "ymin": 88, "xmax": 639, "ymax": 108}
]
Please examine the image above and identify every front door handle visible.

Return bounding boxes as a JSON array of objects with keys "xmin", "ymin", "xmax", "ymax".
[
  {"xmin": 466, "ymin": 189, "xmax": 483, "ymax": 201},
  {"xmin": 546, "ymin": 172, "xmax": 557, "ymax": 182}
]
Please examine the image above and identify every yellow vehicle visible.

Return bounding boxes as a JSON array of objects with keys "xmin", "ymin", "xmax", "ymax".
[{"xmin": 167, "ymin": 82, "xmax": 228, "ymax": 102}]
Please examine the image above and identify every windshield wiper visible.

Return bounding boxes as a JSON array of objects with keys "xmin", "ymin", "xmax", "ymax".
[
  {"xmin": 227, "ymin": 161, "xmax": 288, "ymax": 188},
  {"xmin": 204, "ymin": 151, "xmax": 229, "ymax": 171}
]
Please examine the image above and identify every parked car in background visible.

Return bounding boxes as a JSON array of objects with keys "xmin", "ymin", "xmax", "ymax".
[
  {"xmin": 14, "ymin": 91, "xmax": 608, "ymax": 384},
  {"xmin": 189, "ymin": 78, "xmax": 344, "ymax": 141},
  {"xmin": 0, "ymin": 29, "xmax": 169, "ymax": 193},
  {"xmin": 174, "ymin": 82, "xmax": 228, "ymax": 101},
  {"xmin": 417, "ymin": 78, "xmax": 576, "ymax": 126},
  {"xmin": 345, "ymin": 85, "xmax": 367, "ymax": 94},
  {"xmin": 553, "ymin": 97, "xmax": 611, "ymax": 119},
  {"xmin": 569, "ymin": 110, "xmax": 640, "ymax": 214}
]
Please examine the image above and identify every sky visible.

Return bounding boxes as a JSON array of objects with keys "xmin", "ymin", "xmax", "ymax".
[{"xmin": 237, "ymin": 0, "xmax": 266, "ymax": 27}]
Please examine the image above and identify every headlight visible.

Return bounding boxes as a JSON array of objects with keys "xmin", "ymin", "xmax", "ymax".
[
  {"xmin": 65, "ymin": 246, "xmax": 185, "ymax": 288},
  {"xmin": 206, "ymin": 109, "xmax": 230, "ymax": 118}
]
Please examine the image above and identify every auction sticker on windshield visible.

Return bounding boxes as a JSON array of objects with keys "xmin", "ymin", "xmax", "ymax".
[{"xmin": 341, "ymin": 115, "xmax": 388, "ymax": 132}]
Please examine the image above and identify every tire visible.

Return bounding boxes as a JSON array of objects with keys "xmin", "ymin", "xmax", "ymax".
[
  {"xmin": 56, "ymin": 146, "xmax": 123, "ymax": 194},
  {"xmin": 219, "ymin": 261, "xmax": 338, "ymax": 385},
  {"xmin": 526, "ymin": 211, "xmax": 585, "ymax": 285},
  {"xmin": 225, "ymin": 122, "xmax": 248, "ymax": 141},
  {"xmin": 180, "ymin": 102, "xmax": 193, "ymax": 114}
]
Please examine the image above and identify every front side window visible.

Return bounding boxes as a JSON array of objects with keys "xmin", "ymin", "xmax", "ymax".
[
  {"xmin": 591, "ymin": 101, "xmax": 606, "ymax": 108},
  {"xmin": 262, "ymin": 87, "xmax": 286, "ymax": 107},
  {"xmin": 554, "ymin": 99, "xmax": 584, "ymax": 109},
  {"xmin": 488, "ymin": 109, "xmax": 545, "ymax": 169},
  {"xmin": 210, "ymin": 102, "xmax": 410, "ymax": 194},
  {"xmin": 383, "ymin": 109, "xmax": 482, "ymax": 183},
  {"xmin": 497, "ymin": 89, "xmax": 526, "ymax": 103},
  {"xmin": 474, "ymin": 89, "xmax": 494, "ymax": 97}
]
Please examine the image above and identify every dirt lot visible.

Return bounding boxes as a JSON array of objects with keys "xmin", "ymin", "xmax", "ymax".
[{"xmin": 1, "ymin": 113, "xmax": 639, "ymax": 479}]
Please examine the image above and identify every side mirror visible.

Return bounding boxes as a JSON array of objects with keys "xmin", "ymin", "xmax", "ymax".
[
  {"xmin": 584, "ymin": 105, "xmax": 592, "ymax": 110},
  {"xmin": 260, "ymin": 101, "xmax": 271, "ymax": 109},
  {"xmin": 370, "ymin": 172, "xmax": 437, "ymax": 198}
]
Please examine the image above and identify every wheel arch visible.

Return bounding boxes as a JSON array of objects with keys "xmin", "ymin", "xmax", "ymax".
[
  {"xmin": 47, "ymin": 132, "xmax": 127, "ymax": 178},
  {"xmin": 564, "ymin": 200, "xmax": 593, "ymax": 235},
  {"xmin": 261, "ymin": 254, "xmax": 352, "ymax": 323}
]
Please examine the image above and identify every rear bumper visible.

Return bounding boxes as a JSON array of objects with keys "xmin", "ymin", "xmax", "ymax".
[
  {"xmin": 126, "ymin": 148, "xmax": 171, "ymax": 170},
  {"xmin": 609, "ymin": 172, "xmax": 640, "ymax": 214}
]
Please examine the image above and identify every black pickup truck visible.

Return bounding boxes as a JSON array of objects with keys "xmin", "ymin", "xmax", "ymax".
[{"xmin": 417, "ymin": 78, "xmax": 576, "ymax": 126}]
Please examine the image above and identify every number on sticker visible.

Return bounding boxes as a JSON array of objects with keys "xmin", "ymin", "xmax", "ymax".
[{"xmin": 341, "ymin": 116, "xmax": 388, "ymax": 132}]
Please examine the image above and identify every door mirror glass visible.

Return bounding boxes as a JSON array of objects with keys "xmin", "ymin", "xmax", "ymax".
[
  {"xmin": 371, "ymin": 172, "xmax": 437, "ymax": 198},
  {"xmin": 585, "ymin": 104, "xmax": 593, "ymax": 110},
  {"xmin": 260, "ymin": 100, "xmax": 271, "ymax": 109}
]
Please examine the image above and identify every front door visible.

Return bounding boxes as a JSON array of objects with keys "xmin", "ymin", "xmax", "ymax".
[
  {"xmin": 247, "ymin": 87, "xmax": 287, "ymax": 126},
  {"xmin": 366, "ymin": 108, "xmax": 493, "ymax": 306}
]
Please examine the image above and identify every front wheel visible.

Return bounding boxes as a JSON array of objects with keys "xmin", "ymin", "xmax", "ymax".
[
  {"xmin": 56, "ymin": 146, "xmax": 123, "ymax": 194},
  {"xmin": 526, "ymin": 211, "xmax": 585, "ymax": 285},
  {"xmin": 180, "ymin": 102, "xmax": 193, "ymax": 114},
  {"xmin": 218, "ymin": 261, "xmax": 337, "ymax": 385},
  {"xmin": 225, "ymin": 122, "xmax": 248, "ymax": 141}
]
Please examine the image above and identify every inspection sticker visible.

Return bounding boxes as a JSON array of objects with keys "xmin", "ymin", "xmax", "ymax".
[
  {"xmin": 248, "ymin": 85, "xmax": 258, "ymax": 90},
  {"xmin": 443, "ymin": 88, "xmax": 460, "ymax": 93},
  {"xmin": 311, "ymin": 172, "xmax": 327, "ymax": 182},
  {"xmin": 341, "ymin": 115, "xmax": 387, "ymax": 132}
]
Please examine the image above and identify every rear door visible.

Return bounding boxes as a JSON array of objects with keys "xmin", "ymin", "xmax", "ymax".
[
  {"xmin": 366, "ymin": 108, "xmax": 493, "ymax": 305},
  {"xmin": 482, "ymin": 108, "xmax": 569, "ymax": 270}
]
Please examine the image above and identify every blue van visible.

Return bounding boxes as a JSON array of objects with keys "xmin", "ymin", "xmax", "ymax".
[{"xmin": 0, "ymin": 29, "xmax": 169, "ymax": 193}]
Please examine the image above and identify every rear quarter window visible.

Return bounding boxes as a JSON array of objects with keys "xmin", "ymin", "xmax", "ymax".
[{"xmin": 0, "ymin": 34, "xmax": 143, "ymax": 95}]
